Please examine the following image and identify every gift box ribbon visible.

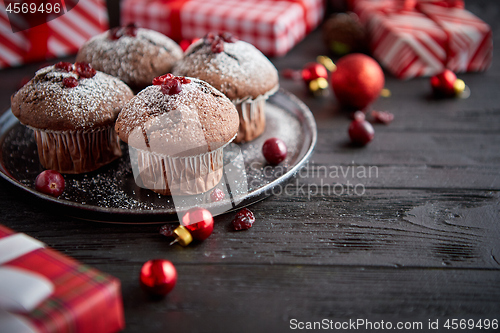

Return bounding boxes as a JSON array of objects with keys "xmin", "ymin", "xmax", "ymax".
[
  {"xmin": 0, "ymin": 233, "xmax": 54, "ymax": 313},
  {"xmin": 0, "ymin": 233, "xmax": 54, "ymax": 333}
]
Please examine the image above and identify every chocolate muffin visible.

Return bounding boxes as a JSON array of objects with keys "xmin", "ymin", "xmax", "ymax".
[
  {"xmin": 172, "ymin": 32, "xmax": 279, "ymax": 143},
  {"xmin": 76, "ymin": 24, "xmax": 183, "ymax": 89},
  {"xmin": 11, "ymin": 62, "xmax": 134, "ymax": 174},
  {"xmin": 115, "ymin": 74, "xmax": 239, "ymax": 195}
]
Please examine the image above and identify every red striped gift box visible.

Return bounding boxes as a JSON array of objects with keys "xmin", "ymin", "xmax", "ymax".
[
  {"xmin": 0, "ymin": 225, "xmax": 124, "ymax": 333},
  {"xmin": 0, "ymin": 0, "xmax": 108, "ymax": 69},
  {"xmin": 121, "ymin": 0, "xmax": 325, "ymax": 57},
  {"xmin": 349, "ymin": 0, "xmax": 492, "ymax": 79}
]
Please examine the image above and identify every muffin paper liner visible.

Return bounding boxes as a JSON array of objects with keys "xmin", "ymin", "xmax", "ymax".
[
  {"xmin": 129, "ymin": 136, "xmax": 236, "ymax": 196},
  {"xmin": 233, "ymin": 84, "xmax": 279, "ymax": 143},
  {"xmin": 30, "ymin": 126, "xmax": 122, "ymax": 174}
]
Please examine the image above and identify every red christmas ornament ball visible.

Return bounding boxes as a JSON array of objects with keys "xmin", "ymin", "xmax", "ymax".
[
  {"xmin": 140, "ymin": 259, "xmax": 177, "ymax": 296},
  {"xmin": 330, "ymin": 53, "xmax": 384, "ymax": 110},
  {"xmin": 181, "ymin": 207, "xmax": 214, "ymax": 241},
  {"xmin": 301, "ymin": 62, "xmax": 328, "ymax": 83},
  {"xmin": 430, "ymin": 69, "xmax": 456, "ymax": 97}
]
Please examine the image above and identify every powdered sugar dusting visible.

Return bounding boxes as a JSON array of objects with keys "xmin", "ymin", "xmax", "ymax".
[
  {"xmin": 116, "ymin": 77, "xmax": 239, "ymax": 153},
  {"xmin": 76, "ymin": 28, "xmax": 183, "ymax": 87},
  {"xmin": 172, "ymin": 39, "xmax": 279, "ymax": 100},
  {"xmin": 11, "ymin": 65, "xmax": 134, "ymax": 131}
]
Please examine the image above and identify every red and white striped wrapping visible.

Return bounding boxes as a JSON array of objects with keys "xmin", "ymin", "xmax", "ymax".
[
  {"xmin": 367, "ymin": 5, "xmax": 449, "ymax": 79},
  {"xmin": 0, "ymin": 0, "xmax": 108, "ymax": 69},
  {"xmin": 418, "ymin": 3, "xmax": 492, "ymax": 73},
  {"xmin": 121, "ymin": 0, "xmax": 324, "ymax": 57},
  {"xmin": 350, "ymin": 0, "xmax": 492, "ymax": 79}
]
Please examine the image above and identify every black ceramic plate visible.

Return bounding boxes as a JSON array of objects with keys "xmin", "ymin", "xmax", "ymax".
[{"xmin": 0, "ymin": 89, "xmax": 316, "ymax": 223}]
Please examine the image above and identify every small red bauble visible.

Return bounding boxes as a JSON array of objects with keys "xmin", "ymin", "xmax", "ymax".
[
  {"xmin": 140, "ymin": 259, "xmax": 177, "ymax": 296},
  {"xmin": 181, "ymin": 207, "xmax": 214, "ymax": 241},
  {"xmin": 35, "ymin": 170, "xmax": 65, "ymax": 197},
  {"xmin": 301, "ymin": 62, "xmax": 328, "ymax": 83},
  {"xmin": 430, "ymin": 69, "xmax": 455, "ymax": 96},
  {"xmin": 430, "ymin": 69, "xmax": 466, "ymax": 97},
  {"xmin": 232, "ymin": 208, "xmax": 255, "ymax": 231},
  {"xmin": 348, "ymin": 119, "xmax": 375, "ymax": 146},
  {"xmin": 330, "ymin": 53, "xmax": 384, "ymax": 110},
  {"xmin": 262, "ymin": 138, "xmax": 287, "ymax": 165}
]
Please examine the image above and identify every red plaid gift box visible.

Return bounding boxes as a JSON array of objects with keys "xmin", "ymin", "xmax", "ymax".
[
  {"xmin": 349, "ymin": 0, "xmax": 492, "ymax": 79},
  {"xmin": 121, "ymin": 0, "xmax": 325, "ymax": 57},
  {"xmin": 0, "ymin": 0, "xmax": 108, "ymax": 69},
  {"xmin": 0, "ymin": 225, "xmax": 124, "ymax": 333}
]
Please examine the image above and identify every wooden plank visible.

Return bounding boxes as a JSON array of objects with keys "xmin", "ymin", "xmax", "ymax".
[
  {"xmin": 116, "ymin": 264, "xmax": 500, "ymax": 333},
  {"xmin": 3, "ymin": 184, "xmax": 498, "ymax": 270},
  {"xmin": 291, "ymin": 163, "xmax": 500, "ymax": 190}
]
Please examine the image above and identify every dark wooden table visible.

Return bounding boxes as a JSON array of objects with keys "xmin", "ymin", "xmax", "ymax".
[{"xmin": 1, "ymin": 1, "xmax": 499, "ymax": 332}]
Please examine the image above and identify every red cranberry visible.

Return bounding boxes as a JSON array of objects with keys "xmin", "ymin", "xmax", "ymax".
[
  {"xmin": 204, "ymin": 32, "xmax": 235, "ymax": 53},
  {"xmin": 178, "ymin": 77, "xmax": 191, "ymax": 84},
  {"xmin": 154, "ymin": 75, "xmax": 191, "ymax": 95},
  {"xmin": 152, "ymin": 73, "xmax": 174, "ymax": 85},
  {"xmin": 35, "ymin": 170, "xmax": 65, "ymax": 197},
  {"xmin": 62, "ymin": 77, "xmax": 78, "ymax": 88},
  {"xmin": 348, "ymin": 119, "xmax": 375, "ymax": 146},
  {"xmin": 54, "ymin": 61, "xmax": 73, "ymax": 72},
  {"xmin": 161, "ymin": 79, "xmax": 182, "ymax": 95},
  {"xmin": 220, "ymin": 32, "xmax": 237, "ymax": 43},
  {"xmin": 372, "ymin": 110, "xmax": 394, "ymax": 125},
  {"xmin": 232, "ymin": 208, "xmax": 255, "ymax": 231},
  {"xmin": 352, "ymin": 110, "xmax": 366, "ymax": 121},
  {"xmin": 210, "ymin": 188, "xmax": 225, "ymax": 202},
  {"xmin": 159, "ymin": 224, "xmax": 177, "ymax": 238},
  {"xmin": 204, "ymin": 32, "xmax": 216, "ymax": 44},
  {"xmin": 211, "ymin": 38, "xmax": 224, "ymax": 53},
  {"xmin": 181, "ymin": 207, "xmax": 214, "ymax": 241},
  {"xmin": 109, "ymin": 27, "xmax": 122, "ymax": 40},
  {"xmin": 75, "ymin": 62, "xmax": 96, "ymax": 78},
  {"xmin": 262, "ymin": 138, "xmax": 287, "ymax": 165},
  {"xmin": 124, "ymin": 23, "xmax": 138, "ymax": 37}
]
